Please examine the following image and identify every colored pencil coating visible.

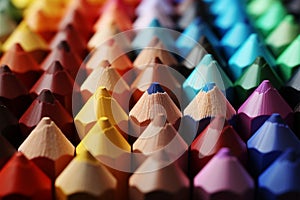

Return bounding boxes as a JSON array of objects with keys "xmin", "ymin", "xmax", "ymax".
[
  {"xmin": 234, "ymin": 57, "xmax": 283, "ymax": 105},
  {"xmin": 0, "ymin": 104, "xmax": 23, "ymax": 148},
  {"xmin": 247, "ymin": 113, "xmax": 300, "ymax": 177},
  {"xmin": 0, "ymin": 152, "xmax": 52, "ymax": 200},
  {"xmin": 75, "ymin": 86, "xmax": 128, "ymax": 139},
  {"xmin": 258, "ymin": 149, "xmax": 300, "ymax": 200},
  {"xmin": 191, "ymin": 116, "xmax": 246, "ymax": 177},
  {"xmin": 194, "ymin": 148, "xmax": 254, "ymax": 200},
  {"xmin": 237, "ymin": 80, "xmax": 293, "ymax": 140},
  {"xmin": 40, "ymin": 40, "xmax": 82, "ymax": 79},
  {"xmin": 183, "ymin": 54, "xmax": 233, "ymax": 102},
  {"xmin": 0, "ymin": 10, "xmax": 16, "ymax": 42},
  {"xmin": 228, "ymin": 33, "xmax": 276, "ymax": 81},
  {"xmin": 0, "ymin": 0, "xmax": 299, "ymax": 199},
  {"xmin": 50, "ymin": 24, "xmax": 87, "ymax": 58},
  {"xmin": 76, "ymin": 117, "xmax": 131, "ymax": 200},
  {"xmin": 0, "ymin": 43, "xmax": 42, "ymax": 89},
  {"xmin": 277, "ymin": 35, "xmax": 300, "ymax": 82},
  {"xmin": 265, "ymin": 15, "xmax": 299, "ymax": 57},
  {"xmin": 281, "ymin": 66, "xmax": 300, "ymax": 109},
  {"xmin": 0, "ymin": 135, "xmax": 15, "ymax": 169},
  {"xmin": 0, "ymin": 64, "xmax": 32, "ymax": 118},
  {"xmin": 220, "ymin": 22, "xmax": 253, "ymax": 59},
  {"xmin": 254, "ymin": 1, "xmax": 287, "ymax": 37},
  {"xmin": 30, "ymin": 60, "xmax": 77, "ymax": 114},
  {"xmin": 19, "ymin": 89, "xmax": 79, "ymax": 145}
]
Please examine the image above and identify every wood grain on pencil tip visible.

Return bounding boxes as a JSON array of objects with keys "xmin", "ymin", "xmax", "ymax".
[{"xmin": 18, "ymin": 117, "xmax": 75, "ymax": 180}]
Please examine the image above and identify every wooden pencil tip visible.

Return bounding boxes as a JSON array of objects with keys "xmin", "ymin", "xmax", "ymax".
[
  {"xmin": 152, "ymin": 113, "xmax": 167, "ymax": 127},
  {"xmin": 99, "ymin": 60, "xmax": 111, "ymax": 68},
  {"xmin": 147, "ymin": 82, "xmax": 165, "ymax": 94},
  {"xmin": 39, "ymin": 117, "xmax": 52, "ymax": 125}
]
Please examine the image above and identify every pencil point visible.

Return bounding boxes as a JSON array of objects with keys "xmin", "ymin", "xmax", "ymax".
[
  {"xmin": 57, "ymin": 40, "xmax": 71, "ymax": 52},
  {"xmin": 147, "ymin": 82, "xmax": 165, "ymax": 94},
  {"xmin": 46, "ymin": 61, "xmax": 64, "ymax": 74},
  {"xmin": 266, "ymin": 113, "xmax": 284, "ymax": 123},
  {"xmin": 37, "ymin": 89, "xmax": 56, "ymax": 104},
  {"xmin": 0, "ymin": 65, "xmax": 11, "ymax": 73},
  {"xmin": 255, "ymin": 80, "xmax": 273, "ymax": 93},
  {"xmin": 99, "ymin": 117, "xmax": 111, "ymax": 130},
  {"xmin": 202, "ymin": 82, "xmax": 216, "ymax": 92}
]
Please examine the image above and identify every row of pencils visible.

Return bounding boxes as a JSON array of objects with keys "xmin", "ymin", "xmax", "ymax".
[{"xmin": 0, "ymin": 0, "xmax": 300, "ymax": 199}]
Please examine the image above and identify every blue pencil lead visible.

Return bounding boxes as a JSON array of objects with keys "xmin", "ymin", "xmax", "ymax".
[{"xmin": 147, "ymin": 82, "xmax": 165, "ymax": 94}]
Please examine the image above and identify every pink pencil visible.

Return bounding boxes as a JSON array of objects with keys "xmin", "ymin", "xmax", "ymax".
[{"xmin": 194, "ymin": 148, "xmax": 254, "ymax": 200}]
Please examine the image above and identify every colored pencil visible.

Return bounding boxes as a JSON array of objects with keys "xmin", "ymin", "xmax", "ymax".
[
  {"xmin": 0, "ymin": 152, "xmax": 52, "ymax": 200},
  {"xmin": 247, "ymin": 113, "xmax": 300, "ymax": 177},
  {"xmin": 194, "ymin": 148, "xmax": 254, "ymax": 200},
  {"xmin": 76, "ymin": 117, "xmax": 132, "ymax": 200},
  {"xmin": 19, "ymin": 89, "xmax": 79, "ymax": 145},
  {"xmin": 133, "ymin": 38, "xmax": 178, "ymax": 71},
  {"xmin": 18, "ymin": 117, "xmax": 75, "ymax": 180},
  {"xmin": 0, "ymin": 64, "xmax": 32, "ymax": 118},
  {"xmin": 75, "ymin": 86, "xmax": 128, "ymax": 139},
  {"xmin": 133, "ymin": 113, "xmax": 188, "ymax": 173},
  {"xmin": 0, "ymin": 104, "xmax": 23, "ymax": 148},
  {"xmin": 237, "ymin": 80, "xmax": 293, "ymax": 140},
  {"xmin": 190, "ymin": 116, "xmax": 246, "ymax": 177},
  {"xmin": 55, "ymin": 150, "xmax": 117, "ymax": 200},
  {"xmin": 184, "ymin": 83, "xmax": 236, "ymax": 122},
  {"xmin": 40, "ymin": 40, "xmax": 82, "ymax": 79},
  {"xmin": 0, "ymin": 43, "xmax": 42, "ymax": 89},
  {"xmin": 1, "ymin": 22, "xmax": 49, "ymax": 63},
  {"xmin": 129, "ymin": 151, "xmax": 190, "ymax": 200},
  {"xmin": 0, "ymin": 135, "xmax": 15, "ymax": 169},
  {"xmin": 30, "ymin": 60, "xmax": 78, "ymax": 114},
  {"xmin": 129, "ymin": 82, "xmax": 182, "ymax": 133},
  {"xmin": 258, "ymin": 149, "xmax": 300, "ymax": 200}
]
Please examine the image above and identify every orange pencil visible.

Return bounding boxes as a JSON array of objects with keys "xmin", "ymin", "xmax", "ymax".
[
  {"xmin": 0, "ymin": 152, "xmax": 52, "ymax": 200},
  {"xmin": 0, "ymin": 43, "xmax": 42, "ymax": 89}
]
